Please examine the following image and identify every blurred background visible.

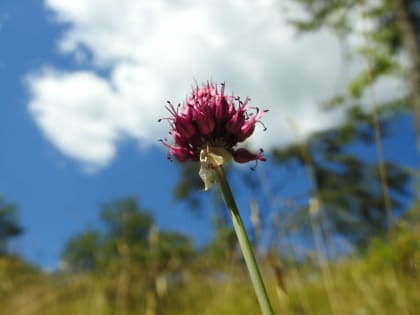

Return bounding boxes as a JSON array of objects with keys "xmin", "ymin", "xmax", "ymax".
[{"xmin": 0, "ymin": 0, "xmax": 419, "ymax": 314}]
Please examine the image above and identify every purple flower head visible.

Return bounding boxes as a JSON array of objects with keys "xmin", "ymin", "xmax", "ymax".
[
  {"xmin": 160, "ymin": 82, "xmax": 267, "ymax": 169},
  {"xmin": 160, "ymin": 82, "xmax": 268, "ymax": 190}
]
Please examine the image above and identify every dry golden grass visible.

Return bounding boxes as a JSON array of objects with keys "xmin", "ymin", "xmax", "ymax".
[{"xmin": 1, "ymin": 237, "xmax": 419, "ymax": 315}]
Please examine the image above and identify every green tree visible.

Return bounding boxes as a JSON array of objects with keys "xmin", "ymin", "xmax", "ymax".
[
  {"xmin": 173, "ymin": 163, "xmax": 240, "ymax": 263},
  {"xmin": 271, "ymin": 121, "xmax": 410, "ymax": 248},
  {"xmin": 289, "ymin": 0, "xmax": 419, "ymax": 144},
  {"xmin": 99, "ymin": 197, "xmax": 153, "ymax": 262},
  {"xmin": 62, "ymin": 197, "xmax": 194, "ymax": 272},
  {"xmin": 0, "ymin": 196, "xmax": 23, "ymax": 255},
  {"xmin": 62, "ymin": 229, "xmax": 101, "ymax": 271},
  {"xmin": 155, "ymin": 230, "xmax": 194, "ymax": 271}
]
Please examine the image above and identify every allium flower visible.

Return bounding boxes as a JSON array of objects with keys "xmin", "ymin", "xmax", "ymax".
[
  {"xmin": 159, "ymin": 82, "xmax": 275, "ymax": 314},
  {"xmin": 160, "ymin": 82, "xmax": 267, "ymax": 189}
]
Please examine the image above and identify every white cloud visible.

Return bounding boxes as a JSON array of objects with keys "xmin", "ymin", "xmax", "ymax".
[
  {"xmin": 26, "ymin": 0, "xmax": 399, "ymax": 170},
  {"xmin": 28, "ymin": 70, "xmax": 119, "ymax": 168}
]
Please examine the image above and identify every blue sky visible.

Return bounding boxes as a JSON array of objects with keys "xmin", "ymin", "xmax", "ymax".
[{"xmin": 0, "ymin": 0, "xmax": 418, "ymax": 269}]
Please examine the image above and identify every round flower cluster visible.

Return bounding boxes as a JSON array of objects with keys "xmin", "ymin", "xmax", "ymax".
[{"xmin": 160, "ymin": 82, "xmax": 267, "ymax": 166}]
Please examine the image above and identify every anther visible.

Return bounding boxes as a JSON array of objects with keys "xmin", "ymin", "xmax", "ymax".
[{"xmin": 256, "ymin": 121, "xmax": 267, "ymax": 131}]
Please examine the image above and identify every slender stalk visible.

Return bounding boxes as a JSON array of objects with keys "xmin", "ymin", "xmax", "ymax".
[{"xmin": 214, "ymin": 165, "xmax": 274, "ymax": 315}]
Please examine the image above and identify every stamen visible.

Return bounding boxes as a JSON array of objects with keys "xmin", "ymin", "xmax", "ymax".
[
  {"xmin": 158, "ymin": 138, "xmax": 172, "ymax": 149},
  {"xmin": 165, "ymin": 102, "xmax": 177, "ymax": 116},
  {"xmin": 158, "ymin": 117, "xmax": 174, "ymax": 124},
  {"xmin": 256, "ymin": 120, "xmax": 268, "ymax": 131},
  {"xmin": 242, "ymin": 97, "xmax": 250, "ymax": 107},
  {"xmin": 250, "ymin": 160, "xmax": 258, "ymax": 171}
]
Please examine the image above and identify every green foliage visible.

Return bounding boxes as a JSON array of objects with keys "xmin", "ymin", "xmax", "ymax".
[
  {"xmin": 363, "ymin": 206, "xmax": 420, "ymax": 277},
  {"xmin": 62, "ymin": 230, "xmax": 101, "ymax": 271},
  {"xmin": 62, "ymin": 197, "xmax": 194, "ymax": 273},
  {"xmin": 289, "ymin": 0, "xmax": 358, "ymax": 37},
  {"xmin": 0, "ymin": 255, "xmax": 38, "ymax": 295},
  {"xmin": 266, "ymin": 0, "xmax": 416, "ymax": 249},
  {"xmin": 173, "ymin": 162, "xmax": 203, "ymax": 210},
  {"xmin": 289, "ymin": 0, "xmax": 412, "ymax": 108},
  {"xmin": 272, "ymin": 117, "xmax": 410, "ymax": 247},
  {"xmin": 100, "ymin": 198, "xmax": 153, "ymax": 244},
  {"xmin": 364, "ymin": 231, "xmax": 420, "ymax": 277},
  {"xmin": 154, "ymin": 230, "xmax": 194, "ymax": 271},
  {"xmin": 0, "ymin": 196, "xmax": 23, "ymax": 255},
  {"xmin": 1, "ymin": 221, "xmax": 419, "ymax": 315},
  {"xmin": 172, "ymin": 162, "xmax": 239, "ymax": 261},
  {"xmin": 347, "ymin": 53, "xmax": 400, "ymax": 98}
]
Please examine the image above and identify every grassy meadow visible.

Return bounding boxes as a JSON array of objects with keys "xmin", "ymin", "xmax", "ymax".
[{"xmin": 1, "ymin": 208, "xmax": 418, "ymax": 315}]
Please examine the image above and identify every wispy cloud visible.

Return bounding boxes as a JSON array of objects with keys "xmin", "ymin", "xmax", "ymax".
[{"xmin": 27, "ymin": 0, "xmax": 387, "ymax": 170}]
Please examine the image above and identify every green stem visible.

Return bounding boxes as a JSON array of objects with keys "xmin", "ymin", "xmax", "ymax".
[{"xmin": 214, "ymin": 165, "xmax": 274, "ymax": 315}]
